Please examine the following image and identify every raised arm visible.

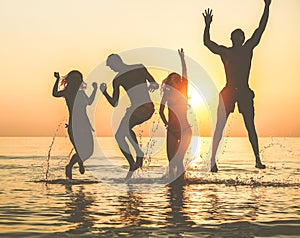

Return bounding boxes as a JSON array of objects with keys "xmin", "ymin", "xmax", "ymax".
[
  {"xmin": 178, "ymin": 48, "xmax": 187, "ymax": 80},
  {"xmin": 52, "ymin": 72, "xmax": 65, "ymax": 97},
  {"xmin": 245, "ymin": 0, "xmax": 271, "ymax": 49},
  {"xmin": 87, "ymin": 82, "xmax": 98, "ymax": 105},
  {"xmin": 202, "ymin": 8, "xmax": 226, "ymax": 55},
  {"xmin": 100, "ymin": 81, "xmax": 120, "ymax": 107}
]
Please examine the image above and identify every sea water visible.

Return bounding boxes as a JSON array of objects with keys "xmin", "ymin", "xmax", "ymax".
[{"xmin": 0, "ymin": 137, "xmax": 299, "ymax": 237}]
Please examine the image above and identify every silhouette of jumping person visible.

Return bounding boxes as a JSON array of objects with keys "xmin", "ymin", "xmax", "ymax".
[
  {"xmin": 203, "ymin": 0, "xmax": 271, "ymax": 172},
  {"xmin": 160, "ymin": 49, "xmax": 192, "ymax": 181},
  {"xmin": 53, "ymin": 71, "xmax": 97, "ymax": 179},
  {"xmin": 100, "ymin": 54, "xmax": 159, "ymax": 180}
]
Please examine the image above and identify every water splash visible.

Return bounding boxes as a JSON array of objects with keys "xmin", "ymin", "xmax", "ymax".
[
  {"xmin": 143, "ymin": 112, "xmax": 161, "ymax": 172},
  {"xmin": 34, "ymin": 179, "xmax": 99, "ymax": 185},
  {"xmin": 67, "ymin": 147, "xmax": 74, "ymax": 159},
  {"xmin": 135, "ymin": 111, "xmax": 161, "ymax": 176},
  {"xmin": 221, "ymin": 112, "xmax": 235, "ymax": 156},
  {"xmin": 45, "ymin": 119, "xmax": 66, "ymax": 181},
  {"xmin": 260, "ymin": 137, "xmax": 296, "ymax": 159},
  {"xmin": 186, "ymin": 177, "xmax": 300, "ymax": 187},
  {"xmin": 184, "ymin": 103, "xmax": 199, "ymax": 169}
]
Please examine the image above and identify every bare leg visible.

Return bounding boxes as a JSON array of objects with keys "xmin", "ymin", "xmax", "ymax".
[
  {"xmin": 167, "ymin": 130, "xmax": 179, "ymax": 179},
  {"xmin": 77, "ymin": 159, "xmax": 85, "ymax": 174},
  {"xmin": 211, "ymin": 106, "xmax": 230, "ymax": 172},
  {"xmin": 128, "ymin": 129, "xmax": 144, "ymax": 156},
  {"xmin": 242, "ymin": 113, "xmax": 266, "ymax": 169},
  {"xmin": 127, "ymin": 114, "xmax": 151, "ymax": 169},
  {"xmin": 128, "ymin": 129, "xmax": 144, "ymax": 168},
  {"xmin": 115, "ymin": 120, "xmax": 136, "ymax": 172},
  {"xmin": 115, "ymin": 132, "xmax": 136, "ymax": 170},
  {"xmin": 173, "ymin": 127, "xmax": 192, "ymax": 178},
  {"xmin": 66, "ymin": 153, "xmax": 81, "ymax": 179},
  {"xmin": 120, "ymin": 105, "xmax": 154, "ymax": 179}
]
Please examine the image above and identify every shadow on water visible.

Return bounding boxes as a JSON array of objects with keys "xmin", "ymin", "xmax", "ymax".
[
  {"xmin": 33, "ymin": 175, "xmax": 300, "ymax": 188},
  {"xmin": 34, "ymin": 179, "xmax": 100, "ymax": 185},
  {"xmin": 91, "ymin": 176, "xmax": 300, "ymax": 188}
]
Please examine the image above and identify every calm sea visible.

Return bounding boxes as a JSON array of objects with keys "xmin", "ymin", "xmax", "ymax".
[{"xmin": 0, "ymin": 137, "xmax": 299, "ymax": 238}]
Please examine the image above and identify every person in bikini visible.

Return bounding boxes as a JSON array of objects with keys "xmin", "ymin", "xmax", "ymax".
[{"xmin": 159, "ymin": 48, "xmax": 192, "ymax": 181}]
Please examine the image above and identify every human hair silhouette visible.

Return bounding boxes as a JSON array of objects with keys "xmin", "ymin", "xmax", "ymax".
[
  {"xmin": 53, "ymin": 70, "xmax": 97, "ymax": 179},
  {"xmin": 231, "ymin": 29, "xmax": 245, "ymax": 46},
  {"xmin": 202, "ymin": 0, "xmax": 271, "ymax": 172},
  {"xmin": 106, "ymin": 54, "xmax": 125, "ymax": 72},
  {"xmin": 159, "ymin": 49, "xmax": 192, "ymax": 181},
  {"xmin": 100, "ymin": 53, "xmax": 159, "ymax": 181}
]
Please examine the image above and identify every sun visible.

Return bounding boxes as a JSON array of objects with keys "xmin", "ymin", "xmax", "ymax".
[{"xmin": 188, "ymin": 85, "xmax": 206, "ymax": 110}]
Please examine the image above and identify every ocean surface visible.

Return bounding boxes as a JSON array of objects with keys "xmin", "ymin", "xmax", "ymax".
[{"xmin": 0, "ymin": 137, "xmax": 299, "ymax": 238}]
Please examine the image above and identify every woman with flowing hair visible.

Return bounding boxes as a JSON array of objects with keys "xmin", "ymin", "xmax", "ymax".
[
  {"xmin": 52, "ymin": 70, "xmax": 97, "ymax": 179},
  {"xmin": 159, "ymin": 49, "xmax": 192, "ymax": 181}
]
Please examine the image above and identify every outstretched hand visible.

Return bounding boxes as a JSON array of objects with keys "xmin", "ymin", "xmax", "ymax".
[
  {"xmin": 264, "ymin": 0, "xmax": 271, "ymax": 6},
  {"xmin": 148, "ymin": 82, "xmax": 159, "ymax": 93},
  {"xmin": 54, "ymin": 72, "xmax": 60, "ymax": 80},
  {"xmin": 92, "ymin": 82, "xmax": 98, "ymax": 90},
  {"xmin": 99, "ymin": 83, "xmax": 107, "ymax": 93},
  {"xmin": 178, "ymin": 48, "xmax": 184, "ymax": 60},
  {"xmin": 202, "ymin": 8, "xmax": 213, "ymax": 25}
]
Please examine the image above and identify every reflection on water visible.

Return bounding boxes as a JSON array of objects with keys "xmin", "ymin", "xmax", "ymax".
[
  {"xmin": 165, "ymin": 181, "xmax": 195, "ymax": 237},
  {"xmin": 63, "ymin": 185, "xmax": 95, "ymax": 234},
  {"xmin": 117, "ymin": 185, "xmax": 142, "ymax": 227},
  {"xmin": 0, "ymin": 137, "xmax": 299, "ymax": 237}
]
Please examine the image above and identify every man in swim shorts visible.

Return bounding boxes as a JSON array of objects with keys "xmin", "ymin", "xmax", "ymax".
[
  {"xmin": 100, "ymin": 54, "xmax": 159, "ymax": 180},
  {"xmin": 202, "ymin": 0, "xmax": 271, "ymax": 172}
]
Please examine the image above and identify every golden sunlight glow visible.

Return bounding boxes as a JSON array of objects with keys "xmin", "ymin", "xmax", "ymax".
[
  {"xmin": 188, "ymin": 86, "xmax": 206, "ymax": 110},
  {"xmin": 0, "ymin": 0, "xmax": 299, "ymax": 136}
]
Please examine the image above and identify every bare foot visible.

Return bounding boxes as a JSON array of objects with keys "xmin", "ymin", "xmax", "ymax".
[
  {"xmin": 65, "ymin": 164, "xmax": 72, "ymax": 179},
  {"xmin": 78, "ymin": 160, "xmax": 85, "ymax": 174},
  {"xmin": 255, "ymin": 161, "xmax": 266, "ymax": 169},
  {"xmin": 125, "ymin": 171, "xmax": 134, "ymax": 182},
  {"xmin": 136, "ymin": 157, "xmax": 143, "ymax": 169},
  {"xmin": 211, "ymin": 164, "xmax": 218, "ymax": 173}
]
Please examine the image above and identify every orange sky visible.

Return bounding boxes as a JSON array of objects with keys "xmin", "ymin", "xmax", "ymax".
[{"xmin": 0, "ymin": 0, "xmax": 299, "ymax": 137}]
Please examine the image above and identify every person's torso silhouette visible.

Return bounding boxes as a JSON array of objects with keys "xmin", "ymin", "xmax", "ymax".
[
  {"xmin": 100, "ymin": 54, "xmax": 159, "ymax": 180},
  {"xmin": 202, "ymin": 0, "xmax": 271, "ymax": 172},
  {"xmin": 114, "ymin": 64, "xmax": 153, "ymax": 106}
]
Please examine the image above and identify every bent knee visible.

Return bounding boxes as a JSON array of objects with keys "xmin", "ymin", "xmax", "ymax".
[{"xmin": 115, "ymin": 130, "xmax": 125, "ymax": 143}]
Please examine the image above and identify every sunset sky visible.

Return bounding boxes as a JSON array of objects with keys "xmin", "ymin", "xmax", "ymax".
[{"xmin": 0, "ymin": 0, "xmax": 299, "ymax": 137}]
